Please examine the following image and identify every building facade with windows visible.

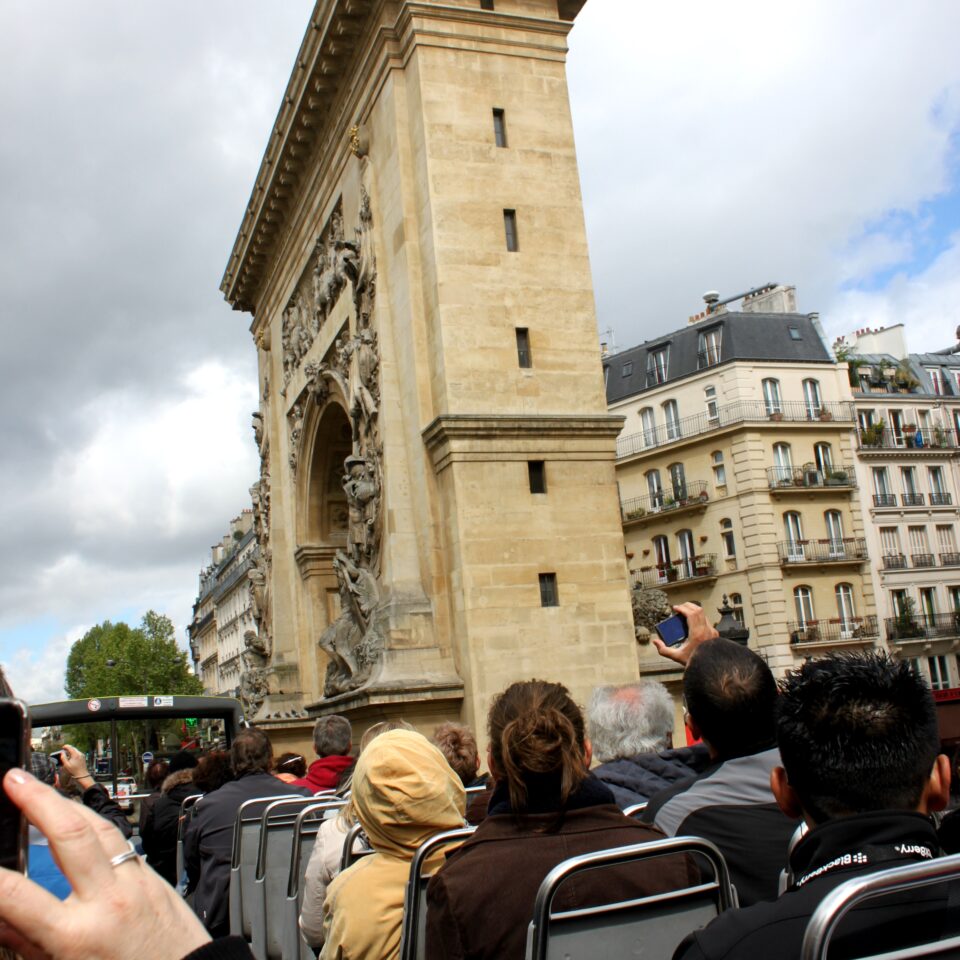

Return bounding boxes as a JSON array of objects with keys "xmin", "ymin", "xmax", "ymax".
[
  {"xmin": 188, "ymin": 511, "xmax": 258, "ymax": 697},
  {"xmin": 606, "ymin": 286, "xmax": 879, "ymax": 688},
  {"xmin": 840, "ymin": 324, "xmax": 960, "ymax": 707}
]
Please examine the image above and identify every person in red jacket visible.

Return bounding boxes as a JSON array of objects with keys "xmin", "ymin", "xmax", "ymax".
[{"xmin": 292, "ymin": 715, "xmax": 354, "ymax": 793}]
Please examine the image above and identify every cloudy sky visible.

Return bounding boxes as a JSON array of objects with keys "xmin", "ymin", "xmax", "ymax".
[{"xmin": 2, "ymin": 1, "xmax": 958, "ymax": 702}]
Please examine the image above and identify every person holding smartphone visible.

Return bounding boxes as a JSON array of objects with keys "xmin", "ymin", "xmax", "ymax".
[{"xmin": 56, "ymin": 745, "xmax": 133, "ymax": 839}]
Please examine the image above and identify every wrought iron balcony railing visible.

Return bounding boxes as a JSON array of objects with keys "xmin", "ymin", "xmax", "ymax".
[
  {"xmin": 943, "ymin": 553, "xmax": 960, "ymax": 567},
  {"xmin": 857, "ymin": 425, "xmax": 957, "ymax": 451},
  {"xmin": 621, "ymin": 481, "xmax": 709, "ymax": 523},
  {"xmin": 886, "ymin": 612, "xmax": 960, "ymax": 643},
  {"xmin": 902, "ymin": 494, "xmax": 926, "ymax": 507},
  {"xmin": 631, "ymin": 554, "xmax": 718, "ymax": 589},
  {"xmin": 788, "ymin": 617, "xmax": 879, "ymax": 646},
  {"xmin": 697, "ymin": 349, "xmax": 722, "ymax": 370},
  {"xmin": 873, "ymin": 494, "xmax": 898, "ymax": 508},
  {"xmin": 777, "ymin": 538, "xmax": 868, "ymax": 564},
  {"xmin": 912, "ymin": 553, "xmax": 936, "ymax": 568},
  {"xmin": 617, "ymin": 400, "xmax": 856, "ymax": 459},
  {"xmin": 766, "ymin": 465, "xmax": 856, "ymax": 490},
  {"xmin": 882, "ymin": 554, "xmax": 907, "ymax": 569},
  {"xmin": 931, "ymin": 493, "xmax": 954, "ymax": 506}
]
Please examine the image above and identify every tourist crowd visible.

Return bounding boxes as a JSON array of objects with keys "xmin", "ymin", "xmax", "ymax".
[{"xmin": 2, "ymin": 601, "xmax": 960, "ymax": 959}]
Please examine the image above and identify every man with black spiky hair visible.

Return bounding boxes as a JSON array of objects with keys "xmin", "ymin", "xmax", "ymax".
[{"xmin": 674, "ymin": 651, "xmax": 954, "ymax": 960}]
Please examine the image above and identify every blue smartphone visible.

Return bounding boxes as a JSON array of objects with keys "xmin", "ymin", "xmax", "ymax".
[{"xmin": 655, "ymin": 613, "xmax": 689, "ymax": 647}]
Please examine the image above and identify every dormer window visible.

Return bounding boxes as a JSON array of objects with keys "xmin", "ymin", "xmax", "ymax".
[
  {"xmin": 646, "ymin": 345, "xmax": 669, "ymax": 386},
  {"xmin": 621, "ymin": 361, "xmax": 633, "ymax": 378},
  {"xmin": 698, "ymin": 328, "xmax": 722, "ymax": 368},
  {"xmin": 927, "ymin": 368, "xmax": 945, "ymax": 395}
]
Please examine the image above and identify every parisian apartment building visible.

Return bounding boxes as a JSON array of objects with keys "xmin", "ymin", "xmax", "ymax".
[
  {"xmin": 604, "ymin": 284, "xmax": 878, "ymax": 696},
  {"xmin": 187, "ymin": 510, "xmax": 258, "ymax": 696},
  {"xmin": 837, "ymin": 323, "xmax": 960, "ymax": 702}
]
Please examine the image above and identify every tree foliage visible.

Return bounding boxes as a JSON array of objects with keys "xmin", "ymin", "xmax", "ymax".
[
  {"xmin": 63, "ymin": 612, "xmax": 202, "ymax": 756},
  {"xmin": 65, "ymin": 611, "xmax": 201, "ymax": 701}
]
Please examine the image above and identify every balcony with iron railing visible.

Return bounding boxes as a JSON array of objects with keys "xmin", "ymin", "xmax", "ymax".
[
  {"xmin": 857, "ymin": 424, "xmax": 957, "ymax": 453},
  {"xmin": 880, "ymin": 553, "xmax": 960, "ymax": 570},
  {"xmin": 886, "ymin": 612, "xmax": 960, "ymax": 644},
  {"xmin": 631, "ymin": 554, "xmax": 718, "ymax": 589},
  {"xmin": 931, "ymin": 493, "xmax": 954, "ymax": 506},
  {"xmin": 766, "ymin": 465, "xmax": 856, "ymax": 491},
  {"xmin": 617, "ymin": 400, "xmax": 856, "ymax": 460},
  {"xmin": 788, "ymin": 616, "xmax": 879, "ymax": 647},
  {"xmin": 777, "ymin": 538, "xmax": 868, "ymax": 565},
  {"xmin": 902, "ymin": 493, "xmax": 926, "ymax": 507},
  {"xmin": 621, "ymin": 481, "xmax": 709, "ymax": 526},
  {"xmin": 872, "ymin": 494, "xmax": 898, "ymax": 508}
]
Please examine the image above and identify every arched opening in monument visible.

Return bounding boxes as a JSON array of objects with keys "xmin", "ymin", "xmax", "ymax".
[{"xmin": 306, "ymin": 403, "xmax": 352, "ymax": 549}]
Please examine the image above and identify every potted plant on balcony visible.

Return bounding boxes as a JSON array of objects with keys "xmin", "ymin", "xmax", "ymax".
[
  {"xmin": 826, "ymin": 469, "xmax": 848, "ymax": 485},
  {"xmin": 665, "ymin": 566, "xmax": 679, "ymax": 582},
  {"xmin": 894, "ymin": 596, "xmax": 923, "ymax": 639},
  {"xmin": 698, "ymin": 489, "xmax": 709, "ymax": 503},
  {"xmin": 818, "ymin": 408, "xmax": 833, "ymax": 422},
  {"xmin": 624, "ymin": 506, "xmax": 646, "ymax": 521},
  {"xmin": 933, "ymin": 425, "xmax": 948, "ymax": 449},
  {"xmin": 860, "ymin": 420, "xmax": 885, "ymax": 447},
  {"xmin": 769, "ymin": 410, "xmax": 784, "ymax": 422},
  {"xmin": 694, "ymin": 556, "xmax": 712, "ymax": 577}
]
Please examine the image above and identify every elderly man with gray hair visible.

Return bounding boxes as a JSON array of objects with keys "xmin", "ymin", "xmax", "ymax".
[
  {"xmin": 291, "ymin": 714, "xmax": 354, "ymax": 793},
  {"xmin": 588, "ymin": 681, "xmax": 710, "ymax": 809}
]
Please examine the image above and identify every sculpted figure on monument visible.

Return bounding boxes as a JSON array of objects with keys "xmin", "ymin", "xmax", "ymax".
[
  {"xmin": 343, "ymin": 455, "xmax": 379, "ymax": 564},
  {"xmin": 239, "ymin": 630, "xmax": 270, "ymax": 719},
  {"xmin": 247, "ymin": 547, "xmax": 272, "ymax": 643},
  {"xmin": 251, "ymin": 411, "xmax": 264, "ymax": 449},
  {"xmin": 317, "ymin": 552, "xmax": 384, "ymax": 696},
  {"xmin": 281, "ymin": 299, "xmax": 298, "ymax": 394},
  {"xmin": 288, "ymin": 403, "xmax": 304, "ymax": 474}
]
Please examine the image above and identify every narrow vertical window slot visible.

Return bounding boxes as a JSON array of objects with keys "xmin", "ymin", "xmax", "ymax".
[
  {"xmin": 528, "ymin": 461, "xmax": 547, "ymax": 494},
  {"xmin": 516, "ymin": 328, "xmax": 531, "ymax": 368},
  {"xmin": 503, "ymin": 209, "xmax": 518, "ymax": 252},
  {"xmin": 539, "ymin": 573, "xmax": 559, "ymax": 607},
  {"xmin": 493, "ymin": 108, "xmax": 507, "ymax": 148}
]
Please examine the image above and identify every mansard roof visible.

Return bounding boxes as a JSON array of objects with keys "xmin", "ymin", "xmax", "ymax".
[{"xmin": 605, "ymin": 311, "xmax": 833, "ymax": 404}]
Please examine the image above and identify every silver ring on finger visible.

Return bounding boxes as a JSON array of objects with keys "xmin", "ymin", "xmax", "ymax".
[{"xmin": 109, "ymin": 840, "xmax": 140, "ymax": 868}]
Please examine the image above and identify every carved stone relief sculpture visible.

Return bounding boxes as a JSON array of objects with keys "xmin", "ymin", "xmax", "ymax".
[{"xmin": 239, "ymin": 626, "xmax": 271, "ymax": 719}]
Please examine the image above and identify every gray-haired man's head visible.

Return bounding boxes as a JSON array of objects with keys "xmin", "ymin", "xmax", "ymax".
[
  {"xmin": 313, "ymin": 715, "xmax": 352, "ymax": 757},
  {"xmin": 588, "ymin": 681, "xmax": 675, "ymax": 763}
]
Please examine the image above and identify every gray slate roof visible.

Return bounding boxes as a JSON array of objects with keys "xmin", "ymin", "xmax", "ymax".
[{"xmin": 605, "ymin": 312, "xmax": 832, "ymax": 404}]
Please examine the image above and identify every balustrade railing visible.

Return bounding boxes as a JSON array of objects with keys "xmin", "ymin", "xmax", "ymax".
[
  {"xmin": 617, "ymin": 400, "xmax": 855, "ymax": 459},
  {"xmin": 621, "ymin": 481, "xmax": 709, "ymax": 522},
  {"xmin": 766, "ymin": 465, "xmax": 856, "ymax": 489},
  {"xmin": 788, "ymin": 617, "xmax": 878, "ymax": 645},
  {"xmin": 857, "ymin": 425, "xmax": 957, "ymax": 451},
  {"xmin": 776, "ymin": 538, "xmax": 868, "ymax": 564},
  {"xmin": 886, "ymin": 612, "xmax": 960, "ymax": 643},
  {"xmin": 631, "ymin": 554, "xmax": 718, "ymax": 589}
]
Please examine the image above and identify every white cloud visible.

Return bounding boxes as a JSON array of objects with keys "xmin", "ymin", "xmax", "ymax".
[
  {"xmin": 568, "ymin": 0, "xmax": 960, "ymax": 340},
  {"xmin": 2, "ymin": 627, "xmax": 84, "ymax": 705}
]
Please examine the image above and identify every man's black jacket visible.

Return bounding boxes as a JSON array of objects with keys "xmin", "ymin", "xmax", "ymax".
[{"xmin": 674, "ymin": 811, "xmax": 957, "ymax": 960}]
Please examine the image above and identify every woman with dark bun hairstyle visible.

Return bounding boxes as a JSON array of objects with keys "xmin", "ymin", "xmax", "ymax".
[{"xmin": 425, "ymin": 680, "xmax": 698, "ymax": 960}]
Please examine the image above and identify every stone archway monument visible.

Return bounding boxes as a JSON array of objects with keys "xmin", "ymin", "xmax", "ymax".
[{"xmin": 221, "ymin": 0, "xmax": 640, "ymax": 742}]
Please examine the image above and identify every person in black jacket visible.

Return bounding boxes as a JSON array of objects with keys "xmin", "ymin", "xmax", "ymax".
[
  {"xmin": 675, "ymin": 651, "xmax": 954, "ymax": 960},
  {"xmin": 643, "ymin": 605, "xmax": 797, "ymax": 905},
  {"xmin": 138, "ymin": 759, "xmax": 169, "ymax": 834},
  {"xmin": 184, "ymin": 727, "xmax": 310, "ymax": 938},
  {"xmin": 588, "ymin": 680, "xmax": 710, "ymax": 808},
  {"xmin": 141, "ymin": 751, "xmax": 199, "ymax": 885}
]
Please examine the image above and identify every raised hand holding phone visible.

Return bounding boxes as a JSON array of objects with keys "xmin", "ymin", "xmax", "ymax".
[
  {"xmin": 0, "ymin": 699, "xmax": 30, "ymax": 873},
  {"xmin": 651, "ymin": 603, "xmax": 720, "ymax": 666}
]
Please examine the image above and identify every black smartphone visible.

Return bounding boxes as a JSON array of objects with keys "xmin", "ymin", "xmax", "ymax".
[
  {"xmin": 655, "ymin": 612, "xmax": 689, "ymax": 647},
  {"xmin": 0, "ymin": 699, "xmax": 30, "ymax": 872}
]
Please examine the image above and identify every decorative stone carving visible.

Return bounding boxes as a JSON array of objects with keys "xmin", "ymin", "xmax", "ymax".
[
  {"xmin": 631, "ymin": 586, "xmax": 672, "ymax": 643},
  {"xmin": 247, "ymin": 547, "xmax": 272, "ymax": 641},
  {"xmin": 288, "ymin": 403, "xmax": 304, "ymax": 475},
  {"xmin": 315, "ymin": 185, "xmax": 388, "ymax": 696},
  {"xmin": 239, "ymin": 627, "xmax": 271, "ymax": 719},
  {"xmin": 252, "ymin": 411, "xmax": 264, "ymax": 449}
]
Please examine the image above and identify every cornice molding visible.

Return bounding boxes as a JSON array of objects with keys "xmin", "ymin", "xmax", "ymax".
[
  {"xmin": 422, "ymin": 414, "xmax": 625, "ymax": 471},
  {"xmin": 221, "ymin": 0, "xmax": 575, "ymax": 319}
]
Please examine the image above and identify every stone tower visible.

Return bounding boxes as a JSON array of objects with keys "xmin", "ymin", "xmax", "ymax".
[{"xmin": 221, "ymin": 0, "xmax": 639, "ymax": 744}]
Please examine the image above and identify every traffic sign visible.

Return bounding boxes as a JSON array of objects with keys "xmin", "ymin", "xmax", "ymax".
[{"xmin": 141, "ymin": 751, "xmax": 154, "ymax": 764}]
